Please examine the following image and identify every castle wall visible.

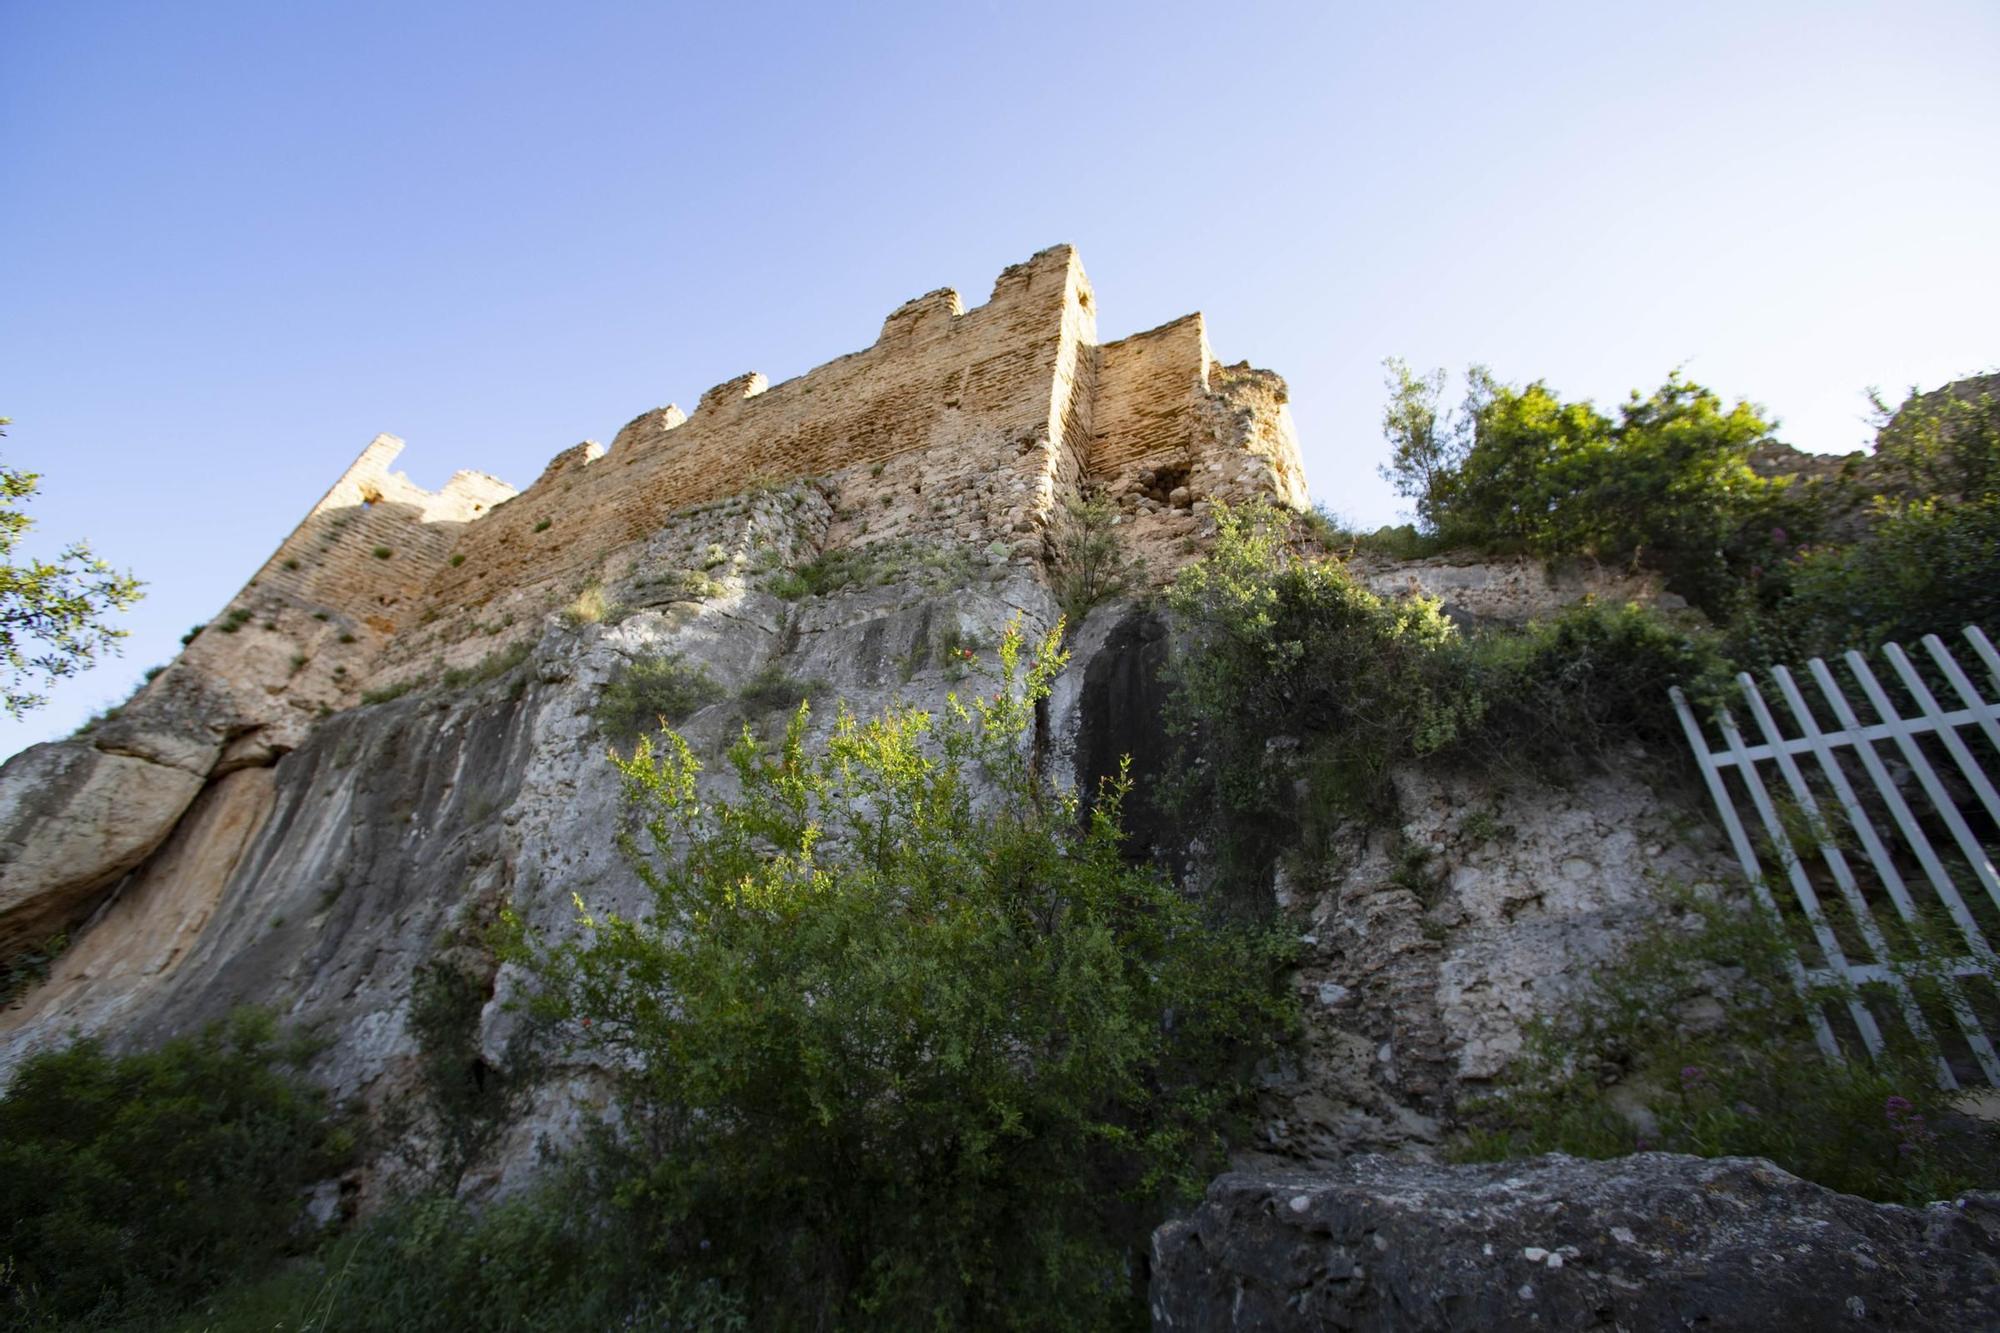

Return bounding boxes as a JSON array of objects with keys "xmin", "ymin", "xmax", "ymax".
[
  {"xmin": 201, "ymin": 245, "xmax": 1309, "ymax": 692},
  {"xmin": 416, "ymin": 246, "xmax": 1095, "ymax": 622},
  {"xmin": 1089, "ymin": 314, "xmax": 1212, "ymax": 474}
]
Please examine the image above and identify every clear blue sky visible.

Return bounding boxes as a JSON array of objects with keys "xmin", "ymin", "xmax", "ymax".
[{"xmin": 3, "ymin": 0, "xmax": 1996, "ymax": 758}]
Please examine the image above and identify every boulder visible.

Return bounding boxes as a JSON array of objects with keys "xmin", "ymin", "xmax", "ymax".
[
  {"xmin": 0, "ymin": 740, "xmax": 207, "ymax": 953},
  {"xmin": 1150, "ymin": 1153, "xmax": 2000, "ymax": 1330}
]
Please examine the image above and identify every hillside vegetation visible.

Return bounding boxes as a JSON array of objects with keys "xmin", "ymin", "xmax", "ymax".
[{"xmin": 4, "ymin": 368, "xmax": 1995, "ymax": 1330}]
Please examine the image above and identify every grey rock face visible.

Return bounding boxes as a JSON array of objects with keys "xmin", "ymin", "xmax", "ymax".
[{"xmin": 1150, "ymin": 1154, "xmax": 2000, "ymax": 1330}]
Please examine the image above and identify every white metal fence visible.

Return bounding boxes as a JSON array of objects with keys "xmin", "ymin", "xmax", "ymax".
[{"xmin": 1671, "ymin": 625, "xmax": 2000, "ymax": 1090}]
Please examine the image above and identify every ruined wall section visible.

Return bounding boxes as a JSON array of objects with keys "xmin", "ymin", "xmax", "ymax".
[
  {"xmin": 225, "ymin": 245, "xmax": 1301, "ymax": 693},
  {"xmin": 152, "ymin": 437, "xmax": 516, "ymax": 760},
  {"xmin": 410, "ymin": 247, "xmax": 1088, "ymax": 616},
  {"xmin": 1084, "ymin": 314, "xmax": 1311, "ymax": 580},
  {"xmin": 1089, "ymin": 314, "xmax": 1211, "ymax": 474}
]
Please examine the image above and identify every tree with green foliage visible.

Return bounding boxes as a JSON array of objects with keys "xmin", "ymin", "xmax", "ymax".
[
  {"xmin": 0, "ymin": 1009, "xmax": 352, "ymax": 1327},
  {"xmin": 1376, "ymin": 357, "xmax": 1491, "ymax": 533},
  {"xmin": 1378, "ymin": 369, "xmax": 1796, "ymax": 616},
  {"xmin": 506, "ymin": 624, "xmax": 1293, "ymax": 1330},
  {"xmin": 0, "ymin": 419, "xmax": 145, "ymax": 717},
  {"xmin": 1766, "ymin": 378, "xmax": 2000, "ymax": 657}
]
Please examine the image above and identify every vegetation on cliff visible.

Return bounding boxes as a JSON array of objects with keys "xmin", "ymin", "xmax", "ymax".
[
  {"xmin": 1368, "ymin": 362, "xmax": 1999, "ymax": 661},
  {"xmin": 505, "ymin": 623, "xmax": 1293, "ymax": 1329},
  {"xmin": 1164, "ymin": 499, "xmax": 1733, "ymax": 890},
  {"xmin": 0, "ymin": 1011, "xmax": 352, "ymax": 1328},
  {"xmin": 1453, "ymin": 881, "xmax": 1999, "ymax": 1206}
]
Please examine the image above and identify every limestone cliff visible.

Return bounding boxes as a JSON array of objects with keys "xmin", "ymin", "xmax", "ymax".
[{"xmin": 0, "ymin": 246, "xmax": 1701, "ymax": 1200}]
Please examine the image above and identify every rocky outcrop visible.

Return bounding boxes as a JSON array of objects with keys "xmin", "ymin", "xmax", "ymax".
[
  {"xmin": 1150, "ymin": 1154, "xmax": 2000, "ymax": 1330},
  {"xmin": 0, "ymin": 740, "xmax": 208, "ymax": 953}
]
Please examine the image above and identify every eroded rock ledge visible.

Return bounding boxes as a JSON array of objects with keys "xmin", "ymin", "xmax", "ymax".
[{"xmin": 1150, "ymin": 1153, "xmax": 2000, "ymax": 1330}]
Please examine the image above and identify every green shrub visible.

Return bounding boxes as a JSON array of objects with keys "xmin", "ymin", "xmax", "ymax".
[
  {"xmin": 448, "ymin": 552, "xmax": 467, "ymax": 568},
  {"xmin": 562, "ymin": 582, "xmax": 616, "ymax": 627},
  {"xmin": 163, "ymin": 1183, "xmax": 744, "ymax": 1333},
  {"xmin": 216, "ymin": 606, "xmax": 254, "ymax": 635},
  {"xmin": 439, "ymin": 641, "xmax": 531, "ymax": 692},
  {"xmin": 0, "ymin": 1010, "xmax": 353, "ymax": 1326},
  {"xmin": 1453, "ymin": 886, "xmax": 1997, "ymax": 1206},
  {"xmin": 372, "ymin": 546, "xmax": 393, "ymax": 560},
  {"xmin": 361, "ymin": 678, "xmax": 418, "ymax": 706},
  {"xmin": 534, "ymin": 518, "xmax": 554, "ymax": 534},
  {"xmin": 0, "ymin": 930, "xmax": 69, "ymax": 1006},
  {"xmin": 631, "ymin": 568, "xmax": 726, "ymax": 605},
  {"xmin": 1051, "ymin": 494, "xmax": 1134, "ymax": 624},
  {"xmin": 593, "ymin": 653, "xmax": 724, "ymax": 740},
  {"xmin": 1449, "ymin": 599, "xmax": 1734, "ymax": 774},
  {"xmin": 1760, "ymin": 383, "xmax": 2000, "ymax": 659},
  {"xmin": 506, "ymin": 625, "xmax": 1293, "ymax": 1329},
  {"xmin": 395, "ymin": 943, "xmax": 540, "ymax": 1192},
  {"xmin": 1163, "ymin": 502, "xmax": 1732, "ymax": 886},
  {"xmin": 1164, "ymin": 501, "xmax": 1469, "ymax": 861},
  {"xmin": 734, "ymin": 662, "xmax": 822, "ymax": 714},
  {"xmin": 1378, "ymin": 363, "xmax": 1799, "ymax": 616},
  {"xmin": 764, "ymin": 540, "xmax": 977, "ymax": 601}
]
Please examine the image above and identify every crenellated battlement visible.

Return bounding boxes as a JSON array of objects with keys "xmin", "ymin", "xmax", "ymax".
[{"xmin": 171, "ymin": 245, "xmax": 1306, "ymax": 715}]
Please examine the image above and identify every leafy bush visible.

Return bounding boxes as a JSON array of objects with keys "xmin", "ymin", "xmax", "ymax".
[
  {"xmin": 360, "ymin": 678, "xmax": 418, "ymax": 706},
  {"xmin": 506, "ymin": 625, "xmax": 1294, "ymax": 1329},
  {"xmin": 1164, "ymin": 501, "xmax": 1472, "ymax": 865},
  {"xmin": 562, "ymin": 582, "xmax": 616, "ymax": 627},
  {"xmin": 322, "ymin": 1191, "xmax": 743, "ymax": 1333},
  {"xmin": 764, "ymin": 540, "xmax": 978, "ymax": 601},
  {"xmin": 0, "ymin": 1010, "xmax": 353, "ymax": 1326},
  {"xmin": 733, "ymin": 662, "xmax": 822, "ymax": 714},
  {"xmin": 1761, "ymin": 381, "xmax": 2000, "ymax": 659},
  {"xmin": 397, "ymin": 946, "xmax": 537, "ymax": 1192},
  {"xmin": 439, "ymin": 641, "xmax": 531, "ymax": 692},
  {"xmin": 163, "ymin": 1183, "xmax": 744, "ymax": 1333},
  {"xmin": 592, "ymin": 652, "xmax": 724, "ymax": 740},
  {"xmin": 630, "ymin": 568, "xmax": 726, "ymax": 606},
  {"xmin": 1454, "ymin": 886, "xmax": 1997, "ymax": 1206},
  {"xmin": 1451, "ymin": 599, "xmax": 1734, "ymax": 774},
  {"xmin": 1164, "ymin": 502, "xmax": 1732, "ymax": 884},
  {"xmin": 1378, "ymin": 363, "xmax": 1800, "ymax": 616},
  {"xmin": 1051, "ymin": 493, "xmax": 1134, "ymax": 623},
  {"xmin": 0, "ymin": 929, "xmax": 68, "ymax": 1006}
]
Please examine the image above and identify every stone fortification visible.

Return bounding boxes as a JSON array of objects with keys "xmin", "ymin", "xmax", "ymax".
[
  {"xmin": 0, "ymin": 245, "xmax": 1759, "ymax": 1256},
  {"xmin": 168, "ymin": 244, "xmax": 1307, "ymax": 705},
  {"xmin": 0, "ymin": 245, "xmax": 1306, "ymax": 957}
]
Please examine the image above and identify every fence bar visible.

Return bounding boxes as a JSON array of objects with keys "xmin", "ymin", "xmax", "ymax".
[
  {"xmin": 1696, "ymin": 704, "xmax": 1999, "ymax": 769},
  {"xmin": 1678, "ymin": 627, "xmax": 2000, "ymax": 1089},
  {"xmin": 1967, "ymin": 626, "xmax": 2000, "ymax": 695},
  {"xmin": 1715, "ymin": 700, "xmax": 1889, "ymax": 1057},
  {"xmin": 1739, "ymin": 674, "xmax": 1961, "ymax": 1087},
  {"xmin": 1671, "ymin": 686, "xmax": 1843, "ymax": 1062},
  {"xmin": 1845, "ymin": 650, "xmax": 2000, "ymax": 919},
  {"xmin": 1926, "ymin": 633, "xmax": 2000, "ymax": 759},
  {"xmin": 1773, "ymin": 664, "xmax": 2000, "ymax": 1086},
  {"xmin": 1886, "ymin": 641, "xmax": 2000, "ymax": 832}
]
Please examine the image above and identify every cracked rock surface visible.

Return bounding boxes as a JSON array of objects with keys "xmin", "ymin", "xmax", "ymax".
[{"xmin": 1150, "ymin": 1153, "xmax": 2000, "ymax": 1330}]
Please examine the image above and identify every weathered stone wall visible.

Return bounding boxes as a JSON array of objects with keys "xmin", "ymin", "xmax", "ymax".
[
  {"xmin": 415, "ymin": 246, "xmax": 1096, "ymax": 629},
  {"xmin": 0, "ymin": 242, "xmax": 1309, "ymax": 960}
]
